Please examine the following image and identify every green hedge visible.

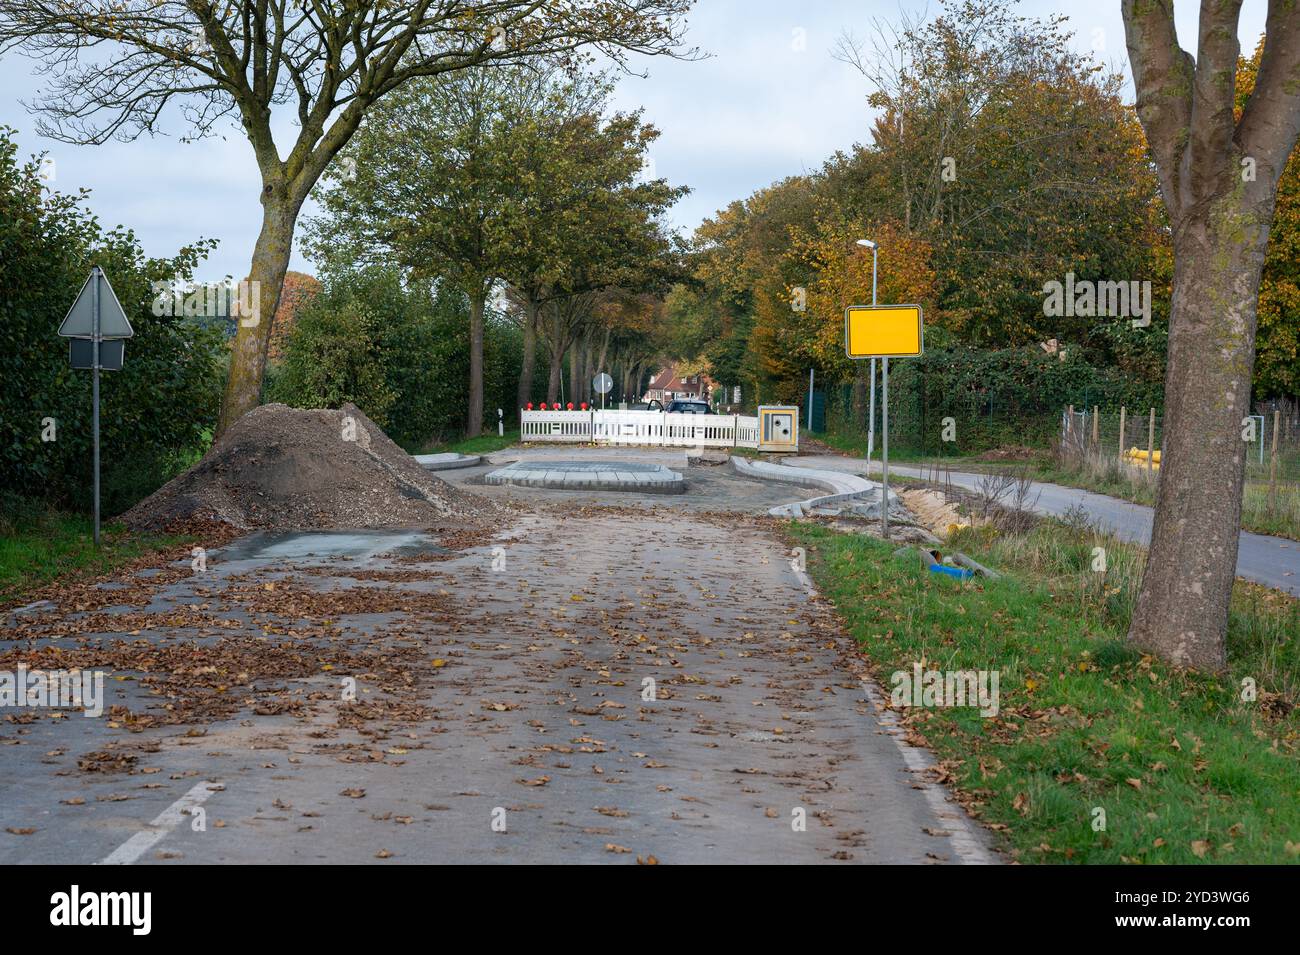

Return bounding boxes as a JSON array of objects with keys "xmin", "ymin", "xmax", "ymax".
[
  {"xmin": 0, "ymin": 128, "xmax": 224, "ymax": 518},
  {"xmin": 825, "ymin": 346, "xmax": 1163, "ymax": 455}
]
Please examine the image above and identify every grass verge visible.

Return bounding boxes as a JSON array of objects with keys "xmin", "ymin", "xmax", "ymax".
[
  {"xmin": 0, "ymin": 511, "xmax": 192, "ymax": 607},
  {"xmin": 427, "ymin": 428, "xmax": 521, "ymax": 455},
  {"xmin": 788, "ymin": 518, "xmax": 1300, "ymax": 863}
]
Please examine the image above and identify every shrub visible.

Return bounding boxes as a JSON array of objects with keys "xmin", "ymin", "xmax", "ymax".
[
  {"xmin": 268, "ymin": 266, "xmax": 523, "ymax": 447},
  {"xmin": 0, "ymin": 127, "xmax": 224, "ymax": 514}
]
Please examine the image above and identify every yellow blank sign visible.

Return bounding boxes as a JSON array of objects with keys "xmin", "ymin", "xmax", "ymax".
[{"xmin": 845, "ymin": 305, "xmax": 924, "ymax": 358}]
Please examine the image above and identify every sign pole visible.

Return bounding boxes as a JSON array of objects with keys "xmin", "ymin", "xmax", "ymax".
[
  {"xmin": 867, "ymin": 244, "xmax": 877, "ymax": 466},
  {"xmin": 881, "ymin": 356, "xmax": 889, "ymax": 540},
  {"xmin": 843, "ymin": 298, "xmax": 921, "ymax": 542},
  {"xmin": 91, "ymin": 266, "xmax": 101, "ymax": 546},
  {"xmin": 58, "ymin": 266, "xmax": 132, "ymax": 547}
]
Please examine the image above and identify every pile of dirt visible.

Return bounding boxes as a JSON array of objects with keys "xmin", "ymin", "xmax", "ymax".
[{"xmin": 122, "ymin": 403, "xmax": 502, "ymax": 531}]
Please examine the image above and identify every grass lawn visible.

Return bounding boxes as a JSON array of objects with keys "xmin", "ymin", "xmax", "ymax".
[
  {"xmin": 808, "ymin": 430, "xmax": 949, "ymax": 464},
  {"xmin": 424, "ymin": 428, "xmax": 521, "ymax": 455},
  {"xmin": 788, "ymin": 519, "xmax": 1300, "ymax": 864},
  {"xmin": 0, "ymin": 511, "xmax": 192, "ymax": 607}
]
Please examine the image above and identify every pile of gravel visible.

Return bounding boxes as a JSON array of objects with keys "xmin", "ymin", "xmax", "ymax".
[{"xmin": 123, "ymin": 403, "xmax": 500, "ymax": 531}]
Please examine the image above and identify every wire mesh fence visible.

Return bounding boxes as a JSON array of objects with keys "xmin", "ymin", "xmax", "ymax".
[
  {"xmin": 1059, "ymin": 406, "xmax": 1299, "ymax": 538},
  {"xmin": 1060, "ymin": 407, "xmax": 1300, "ymax": 487},
  {"xmin": 818, "ymin": 380, "xmax": 1299, "ymax": 536}
]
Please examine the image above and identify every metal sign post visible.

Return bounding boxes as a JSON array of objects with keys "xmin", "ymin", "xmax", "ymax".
[
  {"xmin": 58, "ymin": 266, "xmax": 133, "ymax": 546},
  {"xmin": 844, "ymin": 303, "xmax": 923, "ymax": 541},
  {"xmin": 92, "ymin": 269, "xmax": 100, "ymax": 544},
  {"xmin": 882, "ymin": 357, "xmax": 889, "ymax": 539},
  {"xmin": 593, "ymin": 372, "xmax": 613, "ymax": 411}
]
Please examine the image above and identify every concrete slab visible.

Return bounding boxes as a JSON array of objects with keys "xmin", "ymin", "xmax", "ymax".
[
  {"xmin": 484, "ymin": 460, "xmax": 685, "ymax": 494},
  {"xmin": 412, "ymin": 452, "xmax": 481, "ymax": 471}
]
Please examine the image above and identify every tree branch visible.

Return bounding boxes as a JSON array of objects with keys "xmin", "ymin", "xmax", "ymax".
[
  {"xmin": 1238, "ymin": 0, "xmax": 1300, "ymax": 196},
  {"xmin": 1121, "ymin": 0, "xmax": 1195, "ymax": 218}
]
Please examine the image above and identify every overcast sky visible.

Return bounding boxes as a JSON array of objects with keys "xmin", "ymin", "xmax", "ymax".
[{"xmin": 0, "ymin": 1, "xmax": 1270, "ymax": 282}]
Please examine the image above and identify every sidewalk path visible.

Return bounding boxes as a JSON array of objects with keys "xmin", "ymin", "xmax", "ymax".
[{"xmin": 789, "ymin": 455, "xmax": 1299, "ymax": 597}]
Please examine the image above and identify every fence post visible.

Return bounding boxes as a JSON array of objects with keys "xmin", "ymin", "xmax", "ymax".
[
  {"xmin": 1118, "ymin": 406, "xmax": 1126, "ymax": 464},
  {"xmin": 1067, "ymin": 404, "xmax": 1074, "ymax": 440},
  {"xmin": 1270, "ymin": 409, "xmax": 1280, "ymax": 510},
  {"xmin": 1091, "ymin": 405, "xmax": 1099, "ymax": 450},
  {"xmin": 1147, "ymin": 408, "xmax": 1156, "ymax": 480}
]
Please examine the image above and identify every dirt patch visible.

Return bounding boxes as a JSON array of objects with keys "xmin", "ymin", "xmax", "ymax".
[
  {"xmin": 122, "ymin": 403, "xmax": 504, "ymax": 532},
  {"xmin": 974, "ymin": 445, "xmax": 1039, "ymax": 462},
  {"xmin": 899, "ymin": 488, "xmax": 973, "ymax": 540}
]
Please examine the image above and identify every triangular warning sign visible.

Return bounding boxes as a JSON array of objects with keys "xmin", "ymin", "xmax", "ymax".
[{"xmin": 58, "ymin": 268, "xmax": 134, "ymax": 338}]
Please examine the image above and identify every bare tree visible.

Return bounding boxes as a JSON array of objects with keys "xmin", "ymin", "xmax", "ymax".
[
  {"xmin": 0, "ymin": 1, "xmax": 695, "ymax": 433},
  {"xmin": 1122, "ymin": 1, "xmax": 1300, "ymax": 670}
]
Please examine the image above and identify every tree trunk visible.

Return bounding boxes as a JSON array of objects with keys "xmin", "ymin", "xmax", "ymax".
[
  {"xmin": 217, "ymin": 193, "xmax": 300, "ymax": 435},
  {"xmin": 1118, "ymin": 1, "xmax": 1300, "ymax": 671},
  {"xmin": 547, "ymin": 347, "xmax": 563, "ymax": 405},
  {"xmin": 517, "ymin": 299, "xmax": 539, "ymax": 413},
  {"xmin": 1128, "ymin": 199, "xmax": 1270, "ymax": 670},
  {"xmin": 466, "ymin": 290, "xmax": 485, "ymax": 437},
  {"xmin": 569, "ymin": 346, "xmax": 580, "ymax": 407},
  {"xmin": 595, "ymin": 328, "xmax": 611, "ymax": 382},
  {"xmin": 630, "ymin": 359, "xmax": 645, "ymax": 402}
]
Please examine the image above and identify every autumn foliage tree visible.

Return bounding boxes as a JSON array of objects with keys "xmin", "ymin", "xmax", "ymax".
[
  {"xmin": 1237, "ymin": 39, "xmax": 1300, "ymax": 399},
  {"xmin": 0, "ymin": 1, "xmax": 695, "ymax": 435}
]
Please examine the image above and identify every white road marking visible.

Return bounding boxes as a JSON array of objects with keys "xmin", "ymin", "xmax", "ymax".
[
  {"xmin": 99, "ymin": 781, "xmax": 222, "ymax": 865},
  {"xmin": 859, "ymin": 679, "xmax": 995, "ymax": 865},
  {"xmin": 792, "ymin": 561, "xmax": 995, "ymax": 865}
]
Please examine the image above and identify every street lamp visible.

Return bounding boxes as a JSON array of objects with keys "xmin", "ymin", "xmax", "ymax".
[{"xmin": 856, "ymin": 239, "xmax": 878, "ymax": 467}]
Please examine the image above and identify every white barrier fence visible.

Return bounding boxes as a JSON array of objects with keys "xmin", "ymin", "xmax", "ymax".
[{"xmin": 522, "ymin": 409, "xmax": 761, "ymax": 449}]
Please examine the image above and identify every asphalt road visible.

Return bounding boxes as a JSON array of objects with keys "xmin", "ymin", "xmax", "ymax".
[
  {"xmin": 0, "ymin": 508, "xmax": 992, "ymax": 865},
  {"xmin": 790, "ymin": 454, "xmax": 1300, "ymax": 597}
]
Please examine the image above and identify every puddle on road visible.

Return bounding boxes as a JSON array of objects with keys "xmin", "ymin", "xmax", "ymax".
[{"xmin": 218, "ymin": 530, "xmax": 448, "ymax": 564}]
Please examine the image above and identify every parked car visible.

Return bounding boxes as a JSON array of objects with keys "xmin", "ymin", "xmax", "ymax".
[
  {"xmin": 665, "ymin": 399, "xmax": 714, "ymax": 415},
  {"xmin": 628, "ymin": 400, "xmax": 663, "ymax": 411}
]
